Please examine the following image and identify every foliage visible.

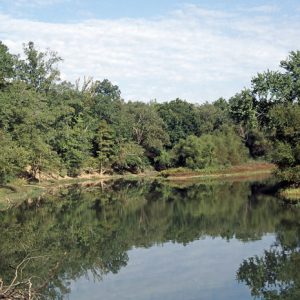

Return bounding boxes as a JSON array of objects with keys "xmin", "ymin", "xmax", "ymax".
[
  {"xmin": 127, "ymin": 101, "xmax": 170, "ymax": 154},
  {"xmin": 16, "ymin": 41, "xmax": 62, "ymax": 92},
  {"xmin": 275, "ymin": 166, "xmax": 300, "ymax": 184},
  {"xmin": 112, "ymin": 142, "xmax": 148, "ymax": 173},
  {"xmin": 245, "ymin": 129, "xmax": 271, "ymax": 158},
  {"xmin": 267, "ymin": 103, "xmax": 300, "ymax": 182},
  {"xmin": 0, "ymin": 40, "xmax": 298, "ymax": 185},
  {"xmin": 229, "ymin": 89, "xmax": 258, "ymax": 138},
  {"xmin": 173, "ymin": 129, "xmax": 248, "ymax": 169},
  {"xmin": 154, "ymin": 150, "xmax": 174, "ymax": 170},
  {"xmin": 156, "ymin": 98, "xmax": 200, "ymax": 145},
  {"xmin": 195, "ymin": 101, "xmax": 231, "ymax": 134},
  {"xmin": 173, "ymin": 135, "xmax": 215, "ymax": 169},
  {"xmin": 0, "ymin": 41, "xmax": 15, "ymax": 88},
  {"xmin": 94, "ymin": 120, "xmax": 116, "ymax": 174},
  {"xmin": 0, "ymin": 131, "xmax": 28, "ymax": 184}
]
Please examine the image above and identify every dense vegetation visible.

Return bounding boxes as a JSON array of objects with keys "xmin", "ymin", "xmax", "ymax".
[{"xmin": 0, "ymin": 41, "xmax": 299, "ymax": 185}]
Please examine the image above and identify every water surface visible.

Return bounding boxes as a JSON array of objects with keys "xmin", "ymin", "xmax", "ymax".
[{"xmin": 1, "ymin": 179, "xmax": 299, "ymax": 299}]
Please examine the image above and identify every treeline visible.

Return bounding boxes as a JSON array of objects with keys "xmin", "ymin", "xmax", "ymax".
[{"xmin": 0, "ymin": 41, "xmax": 299, "ymax": 183}]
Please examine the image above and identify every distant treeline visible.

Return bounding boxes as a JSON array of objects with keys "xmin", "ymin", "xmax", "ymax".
[{"xmin": 0, "ymin": 41, "xmax": 299, "ymax": 183}]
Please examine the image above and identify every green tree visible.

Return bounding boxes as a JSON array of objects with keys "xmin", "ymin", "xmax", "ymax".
[
  {"xmin": 173, "ymin": 135, "xmax": 215, "ymax": 169},
  {"xmin": 267, "ymin": 103, "xmax": 300, "ymax": 183},
  {"xmin": 251, "ymin": 51, "xmax": 300, "ymax": 128},
  {"xmin": 51, "ymin": 120, "xmax": 91, "ymax": 176},
  {"xmin": 154, "ymin": 150, "xmax": 174, "ymax": 170},
  {"xmin": 156, "ymin": 98, "xmax": 200, "ymax": 145},
  {"xmin": 27, "ymin": 134, "xmax": 61, "ymax": 182},
  {"xmin": 16, "ymin": 41, "xmax": 62, "ymax": 92},
  {"xmin": 173, "ymin": 130, "xmax": 248, "ymax": 169},
  {"xmin": 0, "ymin": 41, "xmax": 15, "ymax": 88},
  {"xmin": 94, "ymin": 120, "xmax": 116, "ymax": 174},
  {"xmin": 0, "ymin": 131, "xmax": 28, "ymax": 184},
  {"xmin": 112, "ymin": 142, "xmax": 148, "ymax": 173},
  {"xmin": 229, "ymin": 89, "xmax": 258, "ymax": 139},
  {"xmin": 195, "ymin": 102, "xmax": 231, "ymax": 134},
  {"xmin": 127, "ymin": 102, "xmax": 170, "ymax": 154}
]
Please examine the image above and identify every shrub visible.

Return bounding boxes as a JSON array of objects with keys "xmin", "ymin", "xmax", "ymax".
[{"xmin": 112, "ymin": 142, "xmax": 149, "ymax": 174}]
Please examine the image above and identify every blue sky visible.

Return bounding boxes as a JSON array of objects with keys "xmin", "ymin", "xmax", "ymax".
[
  {"xmin": 1, "ymin": 0, "xmax": 300, "ymax": 102},
  {"xmin": 1, "ymin": 0, "xmax": 299, "ymax": 22}
]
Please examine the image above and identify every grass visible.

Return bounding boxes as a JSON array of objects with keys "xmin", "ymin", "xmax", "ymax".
[
  {"xmin": 279, "ymin": 187, "xmax": 300, "ymax": 202},
  {"xmin": 158, "ymin": 162, "xmax": 276, "ymax": 180},
  {"xmin": 0, "ymin": 179, "xmax": 46, "ymax": 210}
]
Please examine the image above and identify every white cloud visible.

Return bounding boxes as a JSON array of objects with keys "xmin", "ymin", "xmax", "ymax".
[{"xmin": 0, "ymin": 5, "xmax": 299, "ymax": 102}]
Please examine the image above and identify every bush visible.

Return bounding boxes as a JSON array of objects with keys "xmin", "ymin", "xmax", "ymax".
[
  {"xmin": 154, "ymin": 150, "xmax": 174, "ymax": 171},
  {"xmin": 276, "ymin": 165, "xmax": 300, "ymax": 184},
  {"xmin": 271, "ymin": 141, "xmax": 295, "ymax": 168},
  {"xmin": 112, "ymin": 142, "xmax": 149, "ymax": 174},
  {"xmin": 0, "ymin": 132, "xmax": 29, "ymax": 184},
  {"xmin": 172, "ymin": 130, "xmax": 248, "ymax": 170},
  {"xmin": 246, "ymin": 129, "xmax": 271, "ymax": 158}
]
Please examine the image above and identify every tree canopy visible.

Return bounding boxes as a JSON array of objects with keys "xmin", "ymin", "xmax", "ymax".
[{"xmin": 0, "ymin": 40, "xmax": 299, "ymax": 186}]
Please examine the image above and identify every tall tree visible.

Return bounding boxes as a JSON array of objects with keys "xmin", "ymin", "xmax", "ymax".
[
  {"xmin": 95, "ymin": 120, "xmax": 116, "ymax": 174},
  {"xmin": 127, "ymin": 102, "xmax": 170, "ymax": 155},
  {"xmin": 156, "ymin": 98, "xmax": 200, "ymax": 145},
  {"xmin": 251, "ymin": 51, "xmax": 300, "ymax": 127},
  {"xmin": 0, "ymin": 41, "xmax": 15, "ymax": 89},
  {"xmin": 16, "ymin": 41, "xmax": 62, "ymax": 92},
  {"xmin": 229, "ymin": 89, "xmax": 258, "ymax": 140}
]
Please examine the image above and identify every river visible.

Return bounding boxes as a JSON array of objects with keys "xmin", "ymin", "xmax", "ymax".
[{"xmin": 1, "ymin": 178, "xmax": 299, "ymax": 299}]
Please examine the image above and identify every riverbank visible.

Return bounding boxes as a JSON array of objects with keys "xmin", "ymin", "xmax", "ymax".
[
  {"xmin": 158, "ymin": 162, "xmax": 275, "ymax": 181},
  {"xmin": 279, "ymin": 187, "xmax": 300, "ymax": 202},
  {"xmin": 0, "ymin": 162, "xmax": 276, "ymax": 210}
]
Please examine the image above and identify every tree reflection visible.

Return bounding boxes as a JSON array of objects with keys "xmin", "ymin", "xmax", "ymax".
[
  {"xmin": 237, "ymin": 218, "xmax": 300, "ymax": 299},
  {"xmin": 0, "ymin": 179, "xmax": 299, "ymax": 298}
]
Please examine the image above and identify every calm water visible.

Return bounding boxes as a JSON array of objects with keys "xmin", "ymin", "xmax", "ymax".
[{"xmin": 1, "ymin": 179, "xmax": 300, "ymax": 299}]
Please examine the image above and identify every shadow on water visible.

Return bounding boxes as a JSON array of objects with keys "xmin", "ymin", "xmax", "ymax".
[{"xmin": 1, "ymin": 178, "xmax": 300, "ymax": 299}]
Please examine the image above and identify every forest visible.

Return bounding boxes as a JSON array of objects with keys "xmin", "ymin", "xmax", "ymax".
[{"xmin": 0, "ymin": 41, "xmax": 299, "ymax": 187}]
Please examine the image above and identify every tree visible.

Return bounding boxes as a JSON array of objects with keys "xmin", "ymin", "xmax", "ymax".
[
  {"xmin": 267, "ymin": 103, "xmax": 300, "ymax": 183},
  {"xmin": 195, "ymin": 102, "xmax": 231, "ymax": 135},
  {"xmin": 112, "ymin": 142, "xmax": 147, "ymax": 174},
  {"xmin": 51, "ymin": 119, "xmax": 92, "ymax": 176},
  {"xmin": 94, "ymin": 120, "xmax": 116, "ymax": 174},
  {"xmin": 156, "ymin": 98, "xmax": 200, "ymax": 145},
  {"xmin": 27, "ymin": 134, "xmax": 61, "ymax": 182},
  {"xmin": 127, "ymin": 102, "xmax": 170, "ymax": 155},
  {"xmin": 173, "ymin": 135, "xmax": 215, "ymax": 169},
  {"xmin": 279, "ymin": 50, "xmax": 300, "ymax": 103},
  {"xmin": 244, "ymin": 129, "xmax": 271, "ymax": 158},
  {"xmin": 154, "ymin": 150, "xmax": 174, "ymax": 171},
  {"xmin": 16, "ymin": 41, "xmax": 62, "ymax": 92},
  {"xmin": 251, "ymin": 51, "xmax": 300, "ymax": 128},
  {"xmin": 173, "ymin": 130, "xmax": 248, "ymax": 169},
  {"xmin": 229, "ymin": 89, "xmax": 258, "ymax": 139},
  {"xmin": 0, "ymin": 131, "xmax": 28, "ymax": 184},
  {"xmin": 0, "ymin": 41, "xmax": 15, "ymax": 88},
  {"xmin": 92, "ymin": 78, "xmax": 121, "ymax": 100},
  {"xmin": 86, "ymin": 79, "xmax": 123, "ymax": 123}
]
